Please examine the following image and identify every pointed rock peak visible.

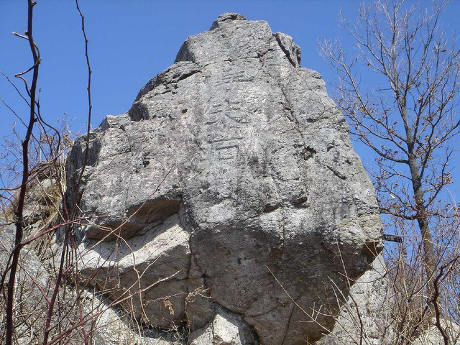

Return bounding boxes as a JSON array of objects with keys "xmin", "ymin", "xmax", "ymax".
[
  {"xmin": 175, "ymin": 13, "xmax": 274, "ymax": 64},
  {"xmin": 175, "ymin": 13, "xmax": 302, "ymax": 68},
  {"xmin": 210, "ymin": 12, "xmax": 246, "ymax": 30}
]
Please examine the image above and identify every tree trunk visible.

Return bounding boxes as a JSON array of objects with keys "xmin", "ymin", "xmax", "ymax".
[{"xmin": 408, "ymin": 156, "xmax": 436, "ymax": 293}]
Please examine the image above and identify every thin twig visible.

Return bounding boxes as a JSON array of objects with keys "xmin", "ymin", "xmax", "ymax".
[{"xmin": 5, "ymin": 1, "xmax": 40, "ymax": 344}]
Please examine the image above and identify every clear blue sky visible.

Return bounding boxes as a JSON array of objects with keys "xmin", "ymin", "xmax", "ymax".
[{"xmin": 0, "ymin": 0, "xmax": 459, "ymax": 200}]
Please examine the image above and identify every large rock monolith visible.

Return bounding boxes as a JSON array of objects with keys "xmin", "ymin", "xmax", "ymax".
[{"xmin": 65, "ymin": 13, "xmax": 383, "ymax": 345}]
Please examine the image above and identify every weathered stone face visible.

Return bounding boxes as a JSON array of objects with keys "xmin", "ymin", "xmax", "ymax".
[
  {"xmin": 66, "ymin": 13, "xmax": 383, "ymax": 345},
  {"xmin": 317, "ymin": 254, "xmax": 391, "ymax": 345}
]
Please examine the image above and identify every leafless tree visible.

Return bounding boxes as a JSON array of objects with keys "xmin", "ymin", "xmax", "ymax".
[{"xmin": 321, "ymin": 0, "xmax": 459, "ymax": 343}]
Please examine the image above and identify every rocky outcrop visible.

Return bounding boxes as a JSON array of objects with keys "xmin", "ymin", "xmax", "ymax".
[
  {"xmin": 0, "ymin": 221, "xmax": 179, "ymax": 345},
  {"xmin": 316, "ymin": 254, "xmax": 392, "ymax": 345},
  {"xmin": 65, "ymin": 13, "xmax": 383, "ymax": 345},
  {"xmin": 0, "ymin": 223, "xmax": 50, "ymax": 344},
  {"xmin": 413, "ymin": 319, "xmax": 459, "ymax": 345}
]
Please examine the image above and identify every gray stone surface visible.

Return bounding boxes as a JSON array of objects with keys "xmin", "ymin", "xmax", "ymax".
[
  {"xmin": 1, "ymin": 221, "xmax": 176, "ymax": 345},
  {"xmin": 316, "ymin": 254, "xmax": 392, "ymax": 345},
  {"xmin": 66, "ymin": 13, "xmax": 383, "ymax": 345},
  {"xmin": 189, "ymin": 309, "xmax": 256, "ymax": 345},
  {"xmin": 0, "ymin": 222, "xmax": 50, "ymax": 344},
  {"xmin": 86, "ymin": 291, "xmax": 183, "ymax": 345},
  {"xmin": 413, "ymin": 319, "xmax": 459, "ymax": 345}
]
